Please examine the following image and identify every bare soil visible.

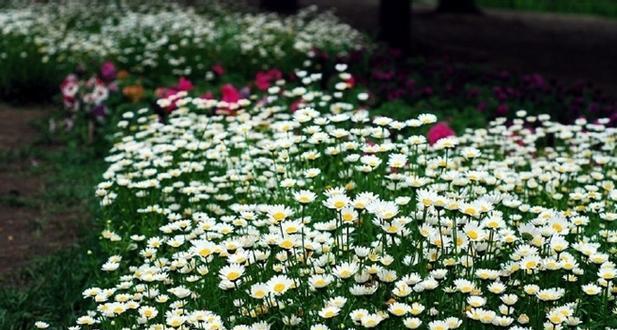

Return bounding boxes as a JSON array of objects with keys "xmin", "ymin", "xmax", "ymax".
[{"xmin": 0, "ymin": 104, "xmax": 82, "ymax": 275}]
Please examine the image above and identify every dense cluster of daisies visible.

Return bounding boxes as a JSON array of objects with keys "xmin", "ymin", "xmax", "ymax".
[
  {"xmin": 0, "ymin": 1, "xmax": 364, "ymax": 77},
  {"xmin": 34, "ymin": 64, "xmax": 617, "ymax": 329}
]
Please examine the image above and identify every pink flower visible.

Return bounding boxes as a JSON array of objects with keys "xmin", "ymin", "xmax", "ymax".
[
  {"xmin": 212, "ymin": 64, "xmax": 225, "ymax": 76},
  {"xmin": 221, "ymin": 84, "xmax": 240, "ymax": 103},
  {"xmin": 176, "ymin": 77, "xmax": 193, "ymax": 92},
  {"xmin": 61, "ymin": 74, "xmax": 79, "ymax": 98},
  {"xmin": 155, "ymin": 87, "xmax": 175, "ymax": 99},
  {"xmin": 427, "ymin": 122, "xmax": 455, "ymax": 145},
  {"xmin": 255, "ymin": 73, "xmax": 271, "ymax": 91},
  {"xmin": 255, "ymin": 69, "xmax": 282, "ymax": 91},
  {"xmin": 200, "ymin": 91, "xmax": 214, "ymax": 100},
  {"xmin": 290, "ymin": 98, "xmax": 303, "ymax": 113},
  {"xmin": 60, "ymin": 74, "xmax": 80, "ymax": 111},
  {"xmin": 154, "ymin": 77, "xmax": 194, "ymax": 112}
]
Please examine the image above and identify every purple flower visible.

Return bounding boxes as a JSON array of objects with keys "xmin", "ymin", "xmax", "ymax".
[
  {"xmin": 90, "ymin": 103, "xmax": 108, "ymax": 120},
  {"xmin": 100, "ymin": 61, "xmax": 117, "ymax": 82},
  {"xmin": 496, "ymin": 103, "xmax": 509, "ymax": 116}
]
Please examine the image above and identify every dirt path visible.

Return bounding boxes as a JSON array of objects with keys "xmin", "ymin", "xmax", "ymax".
[
  {"xmin": 301, "ymin": 0, "xmax": 617, "ymax": 96},
  {"xmin": 0, "ymin": 104, "xmax": 81, "ymax": 275}
]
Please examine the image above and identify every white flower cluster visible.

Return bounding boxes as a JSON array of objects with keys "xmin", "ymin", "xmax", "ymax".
[
  {"xmin": 0, "ymin": 1, "xmax": 365, "ymax": 76},
  {"xmin": 64, "ymin": 66, "xmax": 617, "ymax": 329}
]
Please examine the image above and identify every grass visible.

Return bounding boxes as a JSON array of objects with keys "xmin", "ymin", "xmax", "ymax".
[
  {"xmin": 477, "ymin": 0, "xmax": 617, "ymax": 18},
  {"xmin": 0, "ymin": 120, "xmax": 106, "ymax": 329},
  {"xmin": 0, "ymin": 243, "xmax": 101, "ymax": 329}
]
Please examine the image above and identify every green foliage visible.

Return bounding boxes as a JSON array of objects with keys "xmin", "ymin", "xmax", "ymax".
[{"xmin": 477, "ymin": 0, "xmax": 617, "ymax": 18}]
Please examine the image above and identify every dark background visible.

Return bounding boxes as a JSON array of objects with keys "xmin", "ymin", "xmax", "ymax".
[{"xmin": 252, "ymin": 0, "xmax": 617, "ymax": 96}]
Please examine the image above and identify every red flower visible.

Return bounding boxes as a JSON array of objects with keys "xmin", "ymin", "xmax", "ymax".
[
  {"xmin": 427, "ymin": 122, "xmax": 455, "ymax": 145},
  {"xmin": 346, "ymin": 75, "xmax": 356, "ymax": 88}
]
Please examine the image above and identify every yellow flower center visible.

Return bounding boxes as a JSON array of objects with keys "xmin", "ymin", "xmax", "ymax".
[
  {"xmin": 272, "ymin": 212, "xmax": 286, "ymax": 221},
  {"xmin": 386, "ymin": 225, "xmax": 398, "ymax": 233},
  {"xmin": 273, "ymin": 283, "xmax": 286, "ymax": 293},
  {"xmin": 280, "ymin": 240, "xmax": 294, "ymax": 249},
  {"xmin": 365, "ymin": 319, "xmax": 378, "ymax": 326},
  {"xmin": 549, "ymin": 314, "xmax": 562, "ymax": 324},
  {"xmin": 226, "ymin": 271, "xmax": 241, "ymax": 281},
  {"xmin": 324, "ymin": 310, "xmax": 336, "ymax": 318}
]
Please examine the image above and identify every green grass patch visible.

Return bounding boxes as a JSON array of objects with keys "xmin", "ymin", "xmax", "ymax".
[
  {"xmin": 0, "ymin": 122, "xmax": 106, "ymax": 329},
  {"xmin": 477, "ymin": 0, "xmax": 617, "ymax": 18}
]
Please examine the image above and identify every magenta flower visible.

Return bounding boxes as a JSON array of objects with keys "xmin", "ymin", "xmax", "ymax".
[
  {"xmin": 427, "ymin": 122, "xmax": 455, "ymax": 145},
  {"xmin": 176, "ymin": 77, "xmax": 193, "ymax": 92},
  {"xmin": 221, "ymin": 84, "xmax": 240, "ymax": 103},
  {"xmin": 100, "ymin": 61, "xmax": 117, "ymax": 81},
  {"xmin": 255, "ymin": 69, "xmax": 283, "ymax": 91}
]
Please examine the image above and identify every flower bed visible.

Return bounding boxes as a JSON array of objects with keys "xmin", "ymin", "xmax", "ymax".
[
  {"xmin": 357, "ymin": 51, "xmax": 617, "ymax": 126},
  {"xmin": 4, "ymin": 2, "xmax": 616, "ymax": 329},
  {"xmin": 50, "ymin": 66, "xmax": 617, "ymax": 329},
  {"xmin": 0, "ymin": 1, "xmax": 365, "ymax": 101}
]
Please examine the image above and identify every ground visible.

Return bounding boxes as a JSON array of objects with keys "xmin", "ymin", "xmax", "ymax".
[{"xmin": 0, "ymin": 104, "xmax": 83, "ymax": 275}]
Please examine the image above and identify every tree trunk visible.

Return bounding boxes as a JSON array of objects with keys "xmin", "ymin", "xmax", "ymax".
[
  {"xmin": 379, "ymin": 0, "xmax": 412, "ymax": 53},
  {"xmin": 437, "ymin": 0, "xmax": 481, "ymax": 14},
  {"xmin": 260, "ymin": 0, "xmax": 299, "ymax": 15}
]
